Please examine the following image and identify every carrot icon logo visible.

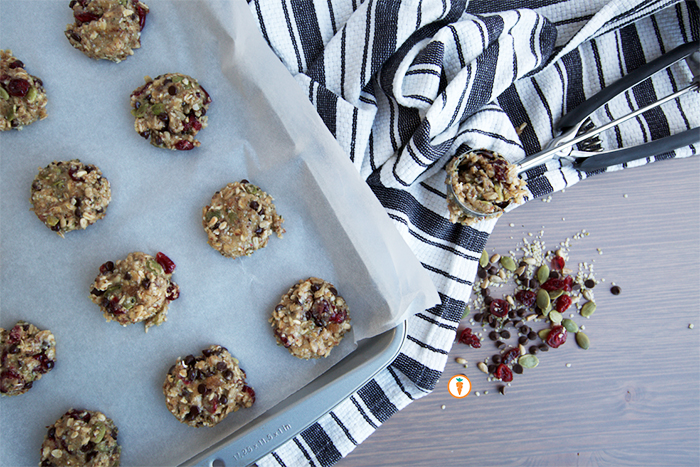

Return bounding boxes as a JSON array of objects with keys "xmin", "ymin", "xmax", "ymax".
[{"xmin": 447, "ymin": 374, "xmax": 471, "ymax": 398}]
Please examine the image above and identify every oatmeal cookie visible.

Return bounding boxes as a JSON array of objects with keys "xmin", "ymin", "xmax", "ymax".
[
  {"xmin": 202, "ymin": 180, "xmax": 285, "ymax": 258},
  {"xmin": 89, "ymin": 251, "xmax": 179, "ymax": 332},
  {"xmin": 30, "ymin": 160, "xmax": 111, "ymax": 237},
  {"xmin": 270, "ymin": 277, "xmax": 351, "ymax": 359},
  {"xmin": 130, "ymin": 73, "xmax": 211, "ymax": 150},
  {"xmin": 65, "ymin": 0, "xmax": 149, "ymax": 63},
  {"xmin": 445, "ymin": 149, "xmax": 528, "ymax": 226},
  {"xmin": 0, "ymin": 50, "xmax": 48, "ymax": 131},
  {"xmin": 40, "ymin": 409, "xmax": 120, "ymax": 467},
  {"xmin": 163, "ymin": 345, "xmax": 255, "ymax": 428},
  {"xmin": 0, "ymin": 321, "xmax": 56, "ymax": 396}
]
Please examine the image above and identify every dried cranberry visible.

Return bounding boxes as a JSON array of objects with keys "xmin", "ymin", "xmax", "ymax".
[
  {"xmin": 329, "ymin": 309, "xmax": 347, "ymax": 323},
  {"xmin": 541, "ymin": 276, "xmax": 573, "ymax": 292},
  {"xmin": 166, "ymin": 284, "xmax": 180, "ymax": 301},
  {"xmin": 276, "ymin": 331, "xmax": 291, "ymax": 348},
  {"xmin": 515, "ymin": 289, "xmax": 536, "ymax": 307},
  {"xmin": 494, "ymin": 363, "xmax": 513, "ymax": 382},
  {"xmin": 156, "ymin": 252, "xmax": 176, "ymax": 273},
  {"xmin": 182, "ymin": 113, "xmax": 202, "ymax": 134},
  {"xmin": 458, "ymin": 328, "xmax": 481, "ymax": 349},
  {"xmin": 8, "ymin": 60, "xmax": 24, "ymax": 69},
  {"xmin": 99, "ymin": 261, "xmax": 114, "ymax": 274},
  {"xmin": 6, "ymin": 78, "xmax": 30, "ymax": 97},
  {"xmin": 457, "ymin": 327, "xmax": 472, "ymax": 343},
  {"xmin": 134, "ymin": 2, "xmax": 148, "ymax": 30},
  {"xmin": 243, "ymin": 385, "xmax": 256, "ymax": 403},
  {"xmin": 199, "ymin": 85, "xmax": 212, "ymax": 104},
  {"xmin": 175, "ymin": 140, "xmax": 195, "ymax": 150},
  {"xmin": 502, "ymin": 347, "xmax": 520, "ymax": 365},
  {"xmin": 489, "ymin": 299, "xmax": 509, "ymax": 318},
  {"xmin": 555, "ymin": 294, "xmax": 572, "ymax": 313},
  {"xmin": 552, "ymin": 256, "xmax": 565, "ymax": 270},
  {"xmin": 74, "ymin": 11, "xmax": 100, "ymax": 23},
  {"xmin": 545, "ymin": 325, "xmax": 567, "ymax": 348},
  {"xmin": 491, "ymin": 159, "xmax": 508, "ymax": 182},
  {"xmin": 8, "ymin": 325, "xmax": 22, "ymax": 344},
  {"xmin": 107, "ymin": 297, "xmax": 126, "ymax": 315}
]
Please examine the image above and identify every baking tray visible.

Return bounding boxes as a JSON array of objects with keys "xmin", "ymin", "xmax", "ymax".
[{"xmin": 181, "ymin": 321, "xmax": 406, "ymax": 467}]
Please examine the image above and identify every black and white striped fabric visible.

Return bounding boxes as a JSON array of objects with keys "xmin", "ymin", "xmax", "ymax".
[{"xmin": 247, "ymin": 0, "xmax": 699, "ymax": 465}]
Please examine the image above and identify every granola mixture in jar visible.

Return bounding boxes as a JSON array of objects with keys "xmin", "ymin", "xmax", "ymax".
[
  {"xmin": 65, "ymin": 0, "xmax": 149, "ymax": 63},
  {"xmin": 0, "ymin": 50, "xmax": 48, "ymax": 131},
  {"xmin": 0, "ymin": 321, "xmax": 56, "ymax": 396},
  {"xmin": 445, "ymin": 149, "xmax": 528, "ymax": 226},
  {"xmin": 163, "ymin": 345, "xmax": 255, "ymax": 428},
  {"xmin": 130, "ymin": 73, "xmax": 211, "ymax": 150},
  {"xmin": 89, "ymin": 251, "xmax": 179, "ymax": 332},
  {"xmin": 40, "ymin": 409, "xmax": 121, "ymax": 467},
  {"xmin": 202, "ymin": 180, "xmax": 285, "ymax": 259},
  {"xmin": 30, "ymin": 160, "xmax": 111, "ymax": 237},
  {"xmin": 270, "ymin": 277, "xmax": 351, "ymax": 359}
]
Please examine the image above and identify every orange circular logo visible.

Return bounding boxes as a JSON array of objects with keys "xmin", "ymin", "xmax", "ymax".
[{"xmin": 447, "ymin": 374, "xmax": 471, "ymax": 398}]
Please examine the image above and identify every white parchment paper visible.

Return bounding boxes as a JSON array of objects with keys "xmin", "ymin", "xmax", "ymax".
[{"xmin": 0, "ymin": 0, "xmax": 439, "ymax": 465}]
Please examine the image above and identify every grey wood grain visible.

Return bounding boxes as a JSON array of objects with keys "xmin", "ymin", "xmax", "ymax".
[{"xmin": 339, "ymin": 156, "xmax": 700, "ymax": 467}]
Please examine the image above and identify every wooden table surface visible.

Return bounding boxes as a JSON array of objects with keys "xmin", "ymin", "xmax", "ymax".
[{"xmin": 338, "ymin": 155, "xmax": 700, "ymax": 467}]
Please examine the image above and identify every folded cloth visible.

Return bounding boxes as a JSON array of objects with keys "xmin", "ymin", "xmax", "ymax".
[{"xmin": 248, "ymin": 0, "xmax": 699, "ymax": 465}]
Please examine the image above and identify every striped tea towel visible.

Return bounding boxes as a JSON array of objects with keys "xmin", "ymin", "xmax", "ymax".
[{"xmin": 247, "ymin": 0, "xmax": 699, "ymax": 465}]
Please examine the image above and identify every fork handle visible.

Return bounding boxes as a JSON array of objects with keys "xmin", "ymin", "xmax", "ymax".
[
  {"xmin": 574, "ymin": 128, "xmax": 700, "ymax": 171},
  {"xmin": 557, "ymin": 40, "xmax": 699, "ymax": 132}
]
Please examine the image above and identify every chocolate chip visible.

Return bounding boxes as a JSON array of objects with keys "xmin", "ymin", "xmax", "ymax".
[
  {"xmin": 512, "ymin": 363, "xmax": 524, "ymax": 374},
  {"xmin": 499, "ymin": 330, "xmax": 511, "ymax": 339},
  {"xmin": 611, "ymin": 285, "xmax": 621, "ymax": 295},
  {"xmin": 518, "ymin": 335, "xmax": 528, "ymax": 345},
  {"xmin": 488, "ymin": 331, "xmax": 498, "ymax": 341},
  {"xmin": 584, "ymin": 279, "xmax": 596, "ymax": 288}
]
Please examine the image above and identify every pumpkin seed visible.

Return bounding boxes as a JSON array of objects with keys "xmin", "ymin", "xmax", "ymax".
[
  {"xmin": 548, "ymin": 289, "xmax": 564, "ymax": 300},
  {"xmin": 562, "ymin": 318, "xmax": 579, "ymax": 333},
  {"xmin": 536, "ymin": 288, "xmax": 550, "ymax": 310},
  {"xmin": 94, "ymin": 423, "xmax": 106, "ymax": 444},
  {"xmin": 500, "ymin": 256, "xmax": 516, "ymax": 272},
  {"xmin": 581, "ymin": 301, "xmax": 597, "ymax": 318},
  {"xmin": 538, "ymin": 328, "xmax": 550, "ymax": 340},
  {"xmin": 151, "ymin": 103, "xmax": 164, "ymax": 115},
  {"xmin": 519, "ymin": 354, "xmax": 539, "ymax": 368},
  {"xmin": 0, "ymin": 87, "xmax": 10, "ymax": 100},
  {"xmin": 576, "ymin": 331, "xmax": 590, "ymax": 350},
  {"xmin": 461, "ymin": 305, "xmax": 470, "ymax": 320},
  {"xmin": 26, "ymin": 86, "xmax": 37, "ymax": 103},
  {"xmin": 549, "ymin": 310, "xmax": 562, "ymax": 324},
  {"xmin": 479, "ymin": 249, "xmax": 489, "ymax": 268},
  {"xmin": 537, "ymin": 264, "xmax": 550, "ymax": 284}
]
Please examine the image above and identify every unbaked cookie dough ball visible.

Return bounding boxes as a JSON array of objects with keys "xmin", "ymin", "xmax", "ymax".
[
  {"xmin": 30, "ymin": 160, "xmax": 111, "ymax": 237},
  {"xmin": 0, "ymin": 50, "xmax": 48, "ymax": 131},
  {"xmin": 445, "ymin": 149, "xmax": 528, "ymax": 226},
  {"xmin": 65, "ymin": 0, "xmax": 149, "ymax": 63},
  {"xmin": 130, "ymin": 73, "xmax": 211, "ymax": 150},
  {"xmin": 163, "ymin": 345, "xmax": 255, "ymax": 428},
  {"xmin": 270, "ymin": 277, "xmax": 351, "ymax": 359},
  {"xmin": 89, "ymin": 251, "xmax": 179, "ymax": 332},
  {"xmin": 202, "ymin": 180, "xmax": 285, "ymax": 258},
  {"xmin": 0, "ymin": 321, "xmax": 56, "ymax": 396},
  {"xmin": 40, "ymin": 409, "xmax": 121, "ymax": 467}
]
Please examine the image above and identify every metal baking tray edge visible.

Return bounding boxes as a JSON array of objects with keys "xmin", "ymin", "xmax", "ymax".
[{"xmin": 180, "ymin": 321, "xmax": 407, "ymax": 467}]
